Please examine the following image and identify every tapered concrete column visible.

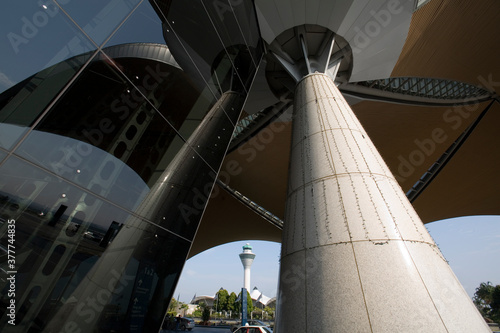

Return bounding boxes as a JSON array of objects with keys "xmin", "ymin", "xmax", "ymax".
[{"xmin": 275, "ymin": 73, "xmax": 489, "ymax": 332}]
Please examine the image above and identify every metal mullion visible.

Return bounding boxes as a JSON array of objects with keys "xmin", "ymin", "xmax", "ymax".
[
  {"xmin": 430, "ymin": 79, "xmax": 441, "ymax": 97},
  {"xmin": 397, "ymin": 77, "xmax": 412, "ymax": 94},
  {"xmin": 436, "ymin": 81, "xmax": 448, "ymax": 97},
  {"xmin": 408, "ymin": 78, "xmax": 421, "ymax": 94},
  {"xmin": 382, "ymin": 78, "xmax": 396, "ymax": 91}
]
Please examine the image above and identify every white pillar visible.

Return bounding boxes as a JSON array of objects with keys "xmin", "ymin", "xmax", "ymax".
[
  {"xmin": 239, "ymin": 243, "xmax": 256, "ymax": 292},
  {"xmin": 243, "ymin": 266, "xmax": 251, "ymax": 291},
  {"xmin": 275, "ymin": 73, "xmax": 489, "ymax": 332}
]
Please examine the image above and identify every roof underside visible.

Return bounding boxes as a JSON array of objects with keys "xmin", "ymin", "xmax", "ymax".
[{"xmin": 189, "ymin": 0, "xmax": 500, "ymax": 257}]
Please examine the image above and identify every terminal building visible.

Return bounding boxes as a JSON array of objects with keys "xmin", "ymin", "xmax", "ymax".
[
  {"xmin": 191, "ymin": 287, "xmax": 275, "ymax": 311},
  {"xmin": 0, "ymin": 0, "xmax": 498, "ymax": 332}
]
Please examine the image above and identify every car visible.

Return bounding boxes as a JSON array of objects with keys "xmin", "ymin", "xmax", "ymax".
[
  {"xmin": 179, "ymin": 317, "xmax": 195, "ymax": 331},
  {"xmin": 83, "ymin": 231, "xmax": 96, "ymax": 239},
  {"xmin": 231, "ymin": 320, "xmax": 271, "ymax": 332},
  {"xmin": 233, "ymin": 325, "xmax": 273, "ymax": 333},
  {"xmin": 162, "ymin": 316, "xmax": 194, "ymax": 331}
]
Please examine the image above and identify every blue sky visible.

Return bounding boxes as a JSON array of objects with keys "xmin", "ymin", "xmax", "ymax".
[{"xmin": 174, "ymin": 215, "xmax": 500, "ymax": 303}]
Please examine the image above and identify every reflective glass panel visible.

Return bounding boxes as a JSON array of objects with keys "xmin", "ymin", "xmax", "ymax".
[
  {"xmin": 0, "ymin": 1, "xmax": 264, "ymax": 331},
  {"xmin": 200, "ymin": 0, "xmax": 260, "ymax": 86},
  {"xmin": 56, "ymin": 0, "xmax": 142, "ymax": 47},
  {"xmin": 13, "ymin": 50, "xmax": 211, "ymax": 211},
  {"xmin": 105, "ymin": 1, "xmax": 167, "ymax": 47},
  {"xmin": 0, "ymin": 156, "xmax": 190, "ymax": 331},
  {"xmin": 146, "ymin": 3, "xmax": 210, "ymax": 95},
  {"xmin": 0, "ymin": 1, "xmax": 96, "ymax": 149},
  {"xmin": 229, "ymin": 0, "xmax": 264, "ymax": 65}
]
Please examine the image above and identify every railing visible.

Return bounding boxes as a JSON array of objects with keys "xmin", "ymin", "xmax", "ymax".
[{"xmin": 216, "ymin": 180, "xmax": 283, "ymax": 230}]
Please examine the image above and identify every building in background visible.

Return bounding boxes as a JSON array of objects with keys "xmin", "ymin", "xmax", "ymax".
[
  {"xmin": 190, "ymin": 286, "xmax": 274, "ymax": 310},
  {"xmin": 0, "ymin": 0, "xmax": 498, "ymax": 332}
]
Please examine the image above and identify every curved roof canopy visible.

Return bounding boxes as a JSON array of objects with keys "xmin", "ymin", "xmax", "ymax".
[{"xmin": 190, "ymin": 0, "xmax": 500, "ymax": 257}]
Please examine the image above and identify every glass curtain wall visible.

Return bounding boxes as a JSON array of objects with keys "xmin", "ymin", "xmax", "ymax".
[{"xmin": 0, "ymin": 1, "xmax": 263, "ymax": 332}]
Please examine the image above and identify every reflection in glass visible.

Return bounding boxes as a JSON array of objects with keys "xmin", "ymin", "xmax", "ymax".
[
  {"xmin": 0, "ymin": 0, "xmax": 97, "ymax": 150},
  {"xmin": 105, "ymin": 1, "xmax": 167, "ymax": 47},
  {"xmin": 0, "ymin": 0, "xmax": 264, "ymax": 331},
  {"xmin": 0, "ymin": 54, "xmax": 92, "ymax": 150},
  {"xmin": 0, "ymin": 1, "xmax": 96, "ymax": 94},
  {"xmin": 15, "ymin": 47, "xmax": 213, "ymax": 211},
  {"xmin": 152, "ymin": 0, "xmax": 262, "ymax": 97},
  {"xmin": 56, "ymin": 0, "xmax": 142, "ymax": 47},
  {"xmin": 0, "ymin": 156, "xmax": 131, "ymax": 330},
  {"xmin": 0, "ymin": 156, "xmax": 193, "ymax": 331}
]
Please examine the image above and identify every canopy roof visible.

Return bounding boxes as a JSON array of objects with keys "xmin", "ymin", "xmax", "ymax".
[{"xmin": 189, "ymin": 0, "xmax": 500, "ymax": 257}]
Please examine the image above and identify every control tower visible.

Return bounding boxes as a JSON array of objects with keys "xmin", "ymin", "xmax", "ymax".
[{"xmin": 239, "ymin": 243, "xmax": 256, "ymax": 291}]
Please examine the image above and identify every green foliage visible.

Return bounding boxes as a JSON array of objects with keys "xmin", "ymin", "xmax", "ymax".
[
  {"xmin": 168, "ymin": 297, "xmax": 178, "ymax": 314},
  {"xmin": 227, "ymin": 292, "xmax": 237, "ymax": 313},
  {"xmin": 215, "ymin": 289, "xmax": 230, "ymax": 312},
  {"xmin": 263, "ymin": 306, "xmax": 275, "ymax": 319},
  {"xmin": 202, "ymin": 305, "xmax": 211, "ymax": 322},
  {"xmin": 492, "ymin": 285, "xmax": 500, "ymax": 323},
  {"xmin": 473, "ymin": 281, "xmax": 500, "ymax": 322},
  {"xmin": 235, "ymin": 290, "xmax": 253, "ymax": 314},
  {"xmin": 246, "ymin": 290, "xmax": 254, "ymax": 313}
]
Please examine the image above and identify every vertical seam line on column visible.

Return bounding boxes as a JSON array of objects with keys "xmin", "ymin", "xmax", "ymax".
[
  {"xmin": 387, "ymin": 175, "xmax": 446, "ymax": 261},
  {"xmin": 308, "ymin": 75, "xmax": 337, "ymax": 247},
  {"xmin": 301, "ymin": 85, "xmax": 307, "ymax": 251},
  {"xmin": 401, "ymin": 242, "xmax": 450, "ymax": 332},
  {"xmin": 298, "ymin": 81, "xmax": 308, "ymax": 331},
  {"xmin": 312, "ymin": 75, "xmax": 373, "ymax": 332},
  {"xmin": 321, "ymin": 180, "xmax": 333, "ymax": 240},
  {"xmin": 312, "ymin": 76, "xmax": 349, "ymax": 242},
  {"xmin": 321, "ymin": 76, "xmax": 371, "ymax": 242},
  {"xmin": 332, "ymin": 75, "xmax": 449, "ymax": 331},
  {"xmin": 348, "ymin": 133, "xmax": 392, "ymax": 241}
]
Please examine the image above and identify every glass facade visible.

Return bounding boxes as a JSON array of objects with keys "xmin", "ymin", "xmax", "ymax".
[{"xmin": 0, "ymin": 1, "xmax": 263, "ymax": 331}]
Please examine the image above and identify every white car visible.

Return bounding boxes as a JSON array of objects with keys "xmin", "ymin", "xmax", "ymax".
[
  {"xmin": 233, "ymin": 325, "xmax": 273, "ymax": 333},
  {"xmin": 231, "ymin": 320, "xmax": 271, "ymax": 332}
]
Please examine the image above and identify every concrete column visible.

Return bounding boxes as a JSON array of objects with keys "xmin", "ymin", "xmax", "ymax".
[{"xmin": 275, "ymin": 73, "xmax": 489, "ymax": 332}]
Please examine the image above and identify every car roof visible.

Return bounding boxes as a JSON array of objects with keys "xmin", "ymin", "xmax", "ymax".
[{"xmin": 235, "ymin": 326, "xmax": 272, "ymax": 332}]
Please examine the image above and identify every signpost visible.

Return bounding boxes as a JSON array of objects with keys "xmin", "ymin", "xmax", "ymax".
[{"xmin": 241, "ymin": 288, "xmax": 247, "ymax": 326}]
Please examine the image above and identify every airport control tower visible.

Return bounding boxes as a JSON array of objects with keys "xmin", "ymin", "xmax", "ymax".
[{"xmin": 239, "ymin": 243, "xmax": 256, "ymax": 291}]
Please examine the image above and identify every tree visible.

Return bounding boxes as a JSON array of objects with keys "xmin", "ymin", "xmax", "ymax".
[
  {"xmin": 168, "ymin": 297, "xmax": 178, "ymax": 315},
  {"xmin": 179, "ymin": 302, "xmax": 189, "ymax": 316},
  {"xmin": 235, "ymin": 290, "xmax": 253, "ymax": 315},
  {"xmin": 215, "ymin": 288, "xmax": 229, "ymax": 312},
  {"xmin": 227, "ymin": 292, "xmax": 237, "ymax": 316},
  {"xmin": 473, "ymin": 281, "xmax": 500, "ymax": 322},
  {"xmin": 202, "ymin": 305, "xmax": 211, "ymax": 323},
  {"xmin": 492, "ymin": 285, "xmax": 500, "ymax": 323},
  {"xmin": 263, "ymin": 306, "xmax": 275, "ymax": 319}
]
